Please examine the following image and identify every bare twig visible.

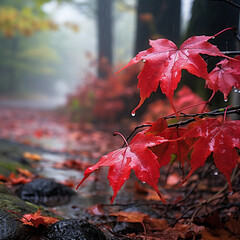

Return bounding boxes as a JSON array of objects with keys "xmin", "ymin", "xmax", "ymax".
[{"xmin": 124, "ymin": 106, "xmax": 240, "ymax": 146}]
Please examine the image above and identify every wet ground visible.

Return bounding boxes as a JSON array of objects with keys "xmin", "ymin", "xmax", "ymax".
[{"xmin": 0, "ymin": 106, "xmax": 239, "ymax": 239}]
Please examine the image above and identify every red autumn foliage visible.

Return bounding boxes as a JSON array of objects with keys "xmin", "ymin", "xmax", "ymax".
[
  {"xmin": 77, "ymin": 128, "xmax": 169, "ymax": 203},
  {"xmin": 207, "ymin": 55, "xmax": 240, "ymax": 100},
  {"xmin": 142, "ymin": 85, "xmax": 209, "ymax": 122},
  {"xmin": 77, "ymin": 28, "xmax": 240, "ymax": 204},
  {"xmin": 66, "ymin": 64, "xmax": 139, "ymax": 123},
  {"xmin": 117, "ymin": 32, "xmax": 227, "ymax": 115},
  {"xmin": 184, "ymin": 118, "xmax": 240, "ymax": 189}
]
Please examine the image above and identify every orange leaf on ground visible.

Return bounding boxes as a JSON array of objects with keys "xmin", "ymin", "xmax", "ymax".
[
  {"xmin": 23, "ymin": 152, "xmax": 42, "ymax": 161},
  {"xmin": 8, "ymin": 173, "xmax": 32, "ymax": 185},
  {"xmin": 21, "ymin": 210, "xmax": 59, "ymax": 228},
  {"xmin": 110, "ymin": 211, "xmax": 147, "ymax": 223},
  {"xmin": 17, "ymin": 168, "xmax": 34, "ymax": 178}
]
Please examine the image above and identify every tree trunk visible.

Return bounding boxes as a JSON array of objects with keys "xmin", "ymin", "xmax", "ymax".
[
  {"xmin": 97, "ymin": 0, "xmax": 113, "ymax": 79},
  {"xmin": 135, "ymin": 0, "xmax": 181, "ymax": 54}
]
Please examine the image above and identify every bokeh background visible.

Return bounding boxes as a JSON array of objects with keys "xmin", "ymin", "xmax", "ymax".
[{"xmin": 0, "ymin": 0, "xmax": 239, "ymax": 126}]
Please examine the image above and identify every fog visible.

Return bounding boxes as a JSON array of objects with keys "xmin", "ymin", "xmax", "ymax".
[{"xmin": 0, "ymin": 0, "xmax": 195, "ymax": 110}]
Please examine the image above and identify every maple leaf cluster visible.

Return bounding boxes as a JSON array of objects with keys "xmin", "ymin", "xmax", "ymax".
[{"xmin": 77, "ymin": 28, "xmax": 240, "ymax": 203}]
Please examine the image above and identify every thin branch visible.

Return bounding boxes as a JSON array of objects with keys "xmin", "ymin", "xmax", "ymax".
[
  {"xmin": 124, "ymin": 106, "xmax": 240, "ymax": 145},
  {"xmin": 218, "ymin": 0, "xmax": 240, "ymax": 9},
  {"xmin": 222, "ymin": 50, "xmax": 240, "ymax": 55}
]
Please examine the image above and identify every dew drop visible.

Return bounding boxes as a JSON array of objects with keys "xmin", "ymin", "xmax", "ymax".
[
  {"xmin": 131, "ymin": 112, "xmax": 135, "ymax": 117},
  {"xmin": 142, "ymin": 182, "xmax": 146, "ymax": 184},
  {"xmin": 214, "ymin": 170, "xmax": 218, "ymax": 176},
  {"xmin": 142, "ymin": 59, "xmax": 146, "ymax": 63},
  {"xmin": 212, "ymin": 36, "xmax": 215, "ymax": 39},
  {"xmin": 234, "ymin": 88, "xmax": 238, "ymax": 93},
  {"xmin": 224, "ymin": 99, "xmax": 228, "ymax": 102},
  {"xmin": 228, "ymin": 191, "xmax": 233, "ymax": 196},
  {"xmin": 238, "ymin": 90, "xmax": 240, "ymax": 93}
]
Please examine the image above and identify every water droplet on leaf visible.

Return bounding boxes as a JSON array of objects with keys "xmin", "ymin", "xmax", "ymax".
[
  {"xmin": 142, "ymin": 59, "xmax": 146, "ymax": 63},
  {"xmin": 131, "ymin": 112, "xmax": 135, "ymax": 117},
  {"xmin": 224, "ymin": 99, "xmax": 228, "ymax": 102},
  {"xmin": 234, "ymin": 88, "xmax": 238, "ymax": 93},
  {"xmin": 214, "ymin": 170, "xmax": 218, "ymax": 176},
  {"xmin": 228, "ymin": 191, "xmax": 233, "ymax": 196}
]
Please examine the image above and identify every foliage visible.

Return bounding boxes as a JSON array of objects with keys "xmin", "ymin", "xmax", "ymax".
[
  {"xmin": 66, "ymin": 65, "xmax": 139, "ymax": 123},
  {"xmin": 77, "ymin": 27, "xmax": 240, "ymax": 203}
]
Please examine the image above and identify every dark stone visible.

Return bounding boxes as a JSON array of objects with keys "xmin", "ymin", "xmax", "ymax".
[
  {"xmin": 0, "ymin": 184, "xmax": 38, "ymax": 240},
  {"xmin": 112, "ymin": 221, "xmax": 144, "ymax": 234},
  {"xmin": 0, "ymin": 183, "xmax": 63, "ymax": 240},
  {"xmin": 18, "ymin": 178, "xmax": 75, "ymax": 207},
  {"xmin": 41, "ymin": 219, "xmax": 106, "ymax": 240},
  {"xmin": 0, "ymin": 210, "xmax": 34, "ymax": 240}
]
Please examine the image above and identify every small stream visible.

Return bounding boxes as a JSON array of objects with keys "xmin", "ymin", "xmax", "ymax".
[
  {"xmin": 0, "ymin": 137, "xmax": 112, "ymax": 219},
  {"xmin": 37, "ymin": 150, "xmax": 112, "ymax": 219}
]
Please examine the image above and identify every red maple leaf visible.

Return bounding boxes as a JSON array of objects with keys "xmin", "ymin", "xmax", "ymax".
[
  {"xmin": 207, "ymin": 56, "xmax": 240, "ymax": 100},
  {"xmin": 150, "ymin": 127, "xmax": 190, "ymax": 168},
  {"xmin": 184, "ymin": 118, "xmax": 240, "ymax": 189},
  {"xmin": 118, "ymin": 35, "xmax": 226, "ymax": 114},
  {"xmin": 77, "ymin": 129, "xmax": 169, "ymax": 203},
  {"xmin": 21, "ymin": 210, "xmax": 59, "ymax": 228}
]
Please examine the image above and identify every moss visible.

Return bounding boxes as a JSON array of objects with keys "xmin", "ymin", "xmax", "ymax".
[
  {"xmin": 0, "ymin": 185, "xmax": 63, "ymax": 220},
  {"xmin": 0, "ymin": 155, "xmax": 30, "ymax": 176}
]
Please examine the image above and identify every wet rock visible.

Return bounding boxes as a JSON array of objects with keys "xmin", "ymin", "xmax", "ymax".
[
  {"xmin": 0, "ymin": 183, "xmax": 63, "ymax": 240},
  {"xmin": 0, "ymin": 184, "xmax": 38, "ymax": 240},
  {"xmin": 18, "ymin": 178, "xmax": 75, "ymax": 207},
  {"xmin": 41, "ymin": 219, "xmax": 106, "ymax": 240},
  {"xmin": 0, "ymin": 209, "xmax": 35, "ymax": 240},
  {"xmin": 112, "ymin": 221, "xmax": 144, "ymax": 234}
]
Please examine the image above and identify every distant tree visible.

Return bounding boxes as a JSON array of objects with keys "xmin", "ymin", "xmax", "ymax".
[{"xmin": 135, "ymin": 0, "xmax": 181, "ymax": 54}]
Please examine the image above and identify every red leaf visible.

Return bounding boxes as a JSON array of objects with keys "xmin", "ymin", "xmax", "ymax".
[
  {"xmin": 8, "ymin": 173, "xmax": 32, "ymax": 185},
  {"xmin": 21, "ymin": 210, "xmax": 59, "ymax": 228},
  {"xmin": 185, "ymin": 118, "xmax": 240, "ymax": 189},
  {"xmin": 207, "ymin": 56, "xmax": 240, "ymax": 100},
  {"xmin": 150, "ymin": 127, "xmax": 190, "ymax": 168},
  {"xmin": 118, "ymin": 35, "xmax": 225, "ymax": 115},
  {"xmin": 77, "ymin": 128, "xmax": 169, "ymax": 203}
]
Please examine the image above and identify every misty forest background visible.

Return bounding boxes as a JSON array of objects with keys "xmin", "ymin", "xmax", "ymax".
[{"xmin": 0, "ymin": 0, "xmax": 238, "ymax": 124}]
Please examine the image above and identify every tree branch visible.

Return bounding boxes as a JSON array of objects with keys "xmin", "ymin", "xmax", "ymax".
[
  {"xmin": 217, "ymin": 0, "xmax": 240, "ymax": 10},
  {"xmin": 124, "ymin": 105, "xmax": 240, "ymax": 144},
  {"xmin": 222, "ymin": 50, "xmax": 240, "ymax": 55}
]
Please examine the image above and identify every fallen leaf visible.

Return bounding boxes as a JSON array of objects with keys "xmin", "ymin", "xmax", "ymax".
[
  {"xmin": 23, "ymin": 152, "xmax": 42, "ymax": 161},
  {"xmin": 21, "ymin": 209, "xmax": 59, "ymax": 228}
]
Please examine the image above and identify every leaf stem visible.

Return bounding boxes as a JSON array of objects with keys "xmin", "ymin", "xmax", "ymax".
[
  {"xmin": 113, "ymin": 132, "xmax": 129, "ymax": 147},
  {"xmin": 213, "ymin": 27, "xmax": 236, "ymax": 38}
]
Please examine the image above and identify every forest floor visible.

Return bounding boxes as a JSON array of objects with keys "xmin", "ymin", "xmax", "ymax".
[{"xmin": 0, "ymin": 106, "xmax": 239, "ymax": 240}]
